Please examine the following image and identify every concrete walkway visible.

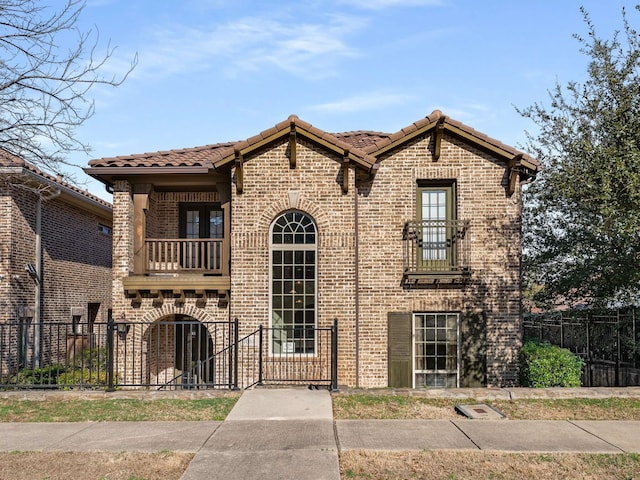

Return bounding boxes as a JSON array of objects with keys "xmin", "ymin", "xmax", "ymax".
[
  {"xmin": 181, "ymin": 388, "xmax": 339, "ymax": 480},
  {"xmin": 0, "ymin": 388, "xmax": 640, "ymax": 480}
]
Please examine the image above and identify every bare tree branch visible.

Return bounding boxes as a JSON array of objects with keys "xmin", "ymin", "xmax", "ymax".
[{"xmin": 0, "ymin": 0, "xmax": 137, "ymax": 179}]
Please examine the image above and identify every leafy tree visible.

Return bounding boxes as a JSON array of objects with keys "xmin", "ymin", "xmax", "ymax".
[
  {"xmin": 0, "ymin": 0, "xmax": 136, "ymax": 178},
  {"xmin": 520, "ymin": 5, "xmax": 640, "ymax": 309}
]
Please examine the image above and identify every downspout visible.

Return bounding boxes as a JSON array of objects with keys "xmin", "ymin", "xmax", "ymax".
[
  {"xmin": 33, "ymin": 188, "xmax": 61, "ymax": 368},
  {"xmin": 354, "ymin": 183, "xmax": 360, "ymax": 388}
]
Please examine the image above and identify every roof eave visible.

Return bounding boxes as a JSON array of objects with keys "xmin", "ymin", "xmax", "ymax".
[
  {"xmin": 3, "ymin": 166, "xmax": 112, "ymax": 216},
  {"xmin": 212, "ymin": 121, "xmax": 376, "ymax": 172}
]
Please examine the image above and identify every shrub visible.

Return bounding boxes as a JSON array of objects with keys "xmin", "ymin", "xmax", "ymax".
[
  {"xmin": 519, "ymin": 339, "xmax": 584, "ymax": 387},
  {"xmin": 59, "ymin": 346, "xmax": 116, "ymax": 389},
  {"xmin": 58, "ymin": 369, "xmax": 112, "ymax": 390},
  {"xmin": 6, "ymin": 365, "xmax": 66, "ymax": 386}
]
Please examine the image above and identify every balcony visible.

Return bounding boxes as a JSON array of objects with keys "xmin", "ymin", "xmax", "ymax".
[
  {"xmin": 124, "ymin": 238, "xmax": 230, "ymax": 303},
  {"xmin": 145, "ymin": 238, "xmax": 225, "ymax": 274},
  {"xmin": 402, "ymin": 220, "xmax": 471, "ymax": 285}
]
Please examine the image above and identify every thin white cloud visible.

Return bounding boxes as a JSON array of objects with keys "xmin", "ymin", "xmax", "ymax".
[
  {"xmin": 339, "ymin": 0, "xmax": 444, "ymax": 9},
  {"xmin": 309, "ymin": 92, "xmax": 416, "ymax": 113},
  {"xmin": 432, "ymin": 102, "xmax": 493, "ymax": 123},
  {"xmin": 134, "ymin": 14, "xmax": 366, "ymax": 80}
]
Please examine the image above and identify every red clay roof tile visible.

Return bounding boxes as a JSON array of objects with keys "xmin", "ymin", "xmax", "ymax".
[{"xmin": 86, "ymin": 111, "xmax": 538, "ymax": 173}]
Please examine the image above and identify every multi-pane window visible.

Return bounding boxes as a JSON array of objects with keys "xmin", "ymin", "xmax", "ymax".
[
  {"xmin": 271, "ymin": 212, "xmax": 317, "ymax": 355},
  {"xmin": 420, "ymin": 189, "xmax": 448, "ymax": 261},
  {"xmin": 417, "ymin": 183, "xmax": 456, "ymax": 269},
  {"xmin": 414, "ymin": 313, "xmax": 459, "ymax": 388}
]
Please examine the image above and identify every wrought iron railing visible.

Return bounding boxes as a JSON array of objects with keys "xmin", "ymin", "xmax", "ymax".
[
  {"xmin": 402, "ymin": 220, "xmax": 471, "ymax": 277},
  {"xmin": 0, "ymin": 317, "xmax": 338, "ymax": 391},
  {"xmin": 145, "ymin": 238, "xmax": 225, "ymax": 274}
]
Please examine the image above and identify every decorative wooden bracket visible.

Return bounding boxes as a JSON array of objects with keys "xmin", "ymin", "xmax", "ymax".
[
  {"xmin": 217, "ymin": 290, "xmax": 229, "ymax": 308},
  {"xmin": 342, "ymin": 150, "xmax": 350, "ymax": 194},
  {"xmin": 289, "ymin": 122, "xmax": 297, "ymax": 169},
  {"xmin": 234, "ymin": 149, "xmax": 244, "ymax": 194},
  {"xmin": 507, "ymin": 154, "xmax": 523, "ymax": 196},
  {"xmin": 127, "ymin": 289, "xmax": 142, "ymax": 307},
  {"xmin": 195, "ymin": 289, "xmax": 207, "ymax": 308},
  {"xmin": 151, "ymin": 290, "xmax": 164, "ymax": 307},
  {"xmin": 173, "ymin": 289, "xmax": 186, "ymax": 306},
  {"xmin": 433, "ymin": 116, "xmax": 446, "ymax": 161}
]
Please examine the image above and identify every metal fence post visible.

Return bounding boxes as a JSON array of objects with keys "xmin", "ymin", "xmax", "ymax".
[
  {"xmin": 616, "ymin": 310, "xmax": 621, "ymax": 387},
  {"xmin": 232, "ymin": 317, "xmax": 239, "ymax": 390},
  {"xmin": 331, "ymin": 318, "xmax": 339, "ymax": 392},
  {"xmin": 106, "ymin": 310, "xmax": 115, "ymax": 392},
  {"xmin": 258, "ymin": 324, "xmax": 264, "ymax": 386}
]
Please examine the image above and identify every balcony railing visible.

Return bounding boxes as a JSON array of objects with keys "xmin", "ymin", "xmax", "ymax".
[
  {"xmin": 145, "ymin": 238, "xmax": 225, "ymax": 274},
  {"xmin": 402, "ymin": 220, "xmax": 471, "ymax": 283}
]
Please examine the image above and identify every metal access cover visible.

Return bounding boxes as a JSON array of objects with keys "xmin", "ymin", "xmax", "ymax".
[{"xmin": 455, "ymin": 404, "xmax": 506, "ymax": 419}]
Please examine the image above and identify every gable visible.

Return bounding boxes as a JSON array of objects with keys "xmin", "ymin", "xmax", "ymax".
[{"xmin": 86, "ymin": 111, "xmax": 539, "ymax": 198}]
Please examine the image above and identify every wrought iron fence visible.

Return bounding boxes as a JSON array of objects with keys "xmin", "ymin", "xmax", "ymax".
[
  {"xmin": 523, "ymin": 310, "xmax": 639, "ymax": 387},
  {"xmin": 0, "ymin": 317, "xmax": 338, "ymax": 391}
]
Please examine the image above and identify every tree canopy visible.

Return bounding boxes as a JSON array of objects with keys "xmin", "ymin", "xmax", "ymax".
[
  {"xmin": 520, "ymin": 5, "xmax": 640, "ymax": 309},
  {"xmin": 0, "ymin": 0, "xmax": 136, "ymax": 178}
]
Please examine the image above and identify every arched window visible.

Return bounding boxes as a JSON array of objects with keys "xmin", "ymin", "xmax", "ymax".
[{"xmin": 270, "ymin": 211, "xmax": 317, "ymax": 354}]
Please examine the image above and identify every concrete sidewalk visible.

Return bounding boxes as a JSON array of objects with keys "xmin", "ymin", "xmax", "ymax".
[
  {"xmin": 0, "ymin": 388, "xmax": 639, "ymax": 480},
  {"xmin": 182, "ymin": 388, "xmax": 340, "ymax": 480}
]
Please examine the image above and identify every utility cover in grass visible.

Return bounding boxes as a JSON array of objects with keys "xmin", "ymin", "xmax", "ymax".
[{"xmin": 455, "ymin": 404, "xmax": 505, "ymax": 419}]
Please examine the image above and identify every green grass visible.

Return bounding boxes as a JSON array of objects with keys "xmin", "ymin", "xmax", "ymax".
[
  {"xmin": 333, "ymin": 393, "xmax": 640, "ymax": 420},
  {"xmin": 333, "ymin": 393, "xmax": 460, "ymax": 419},
  {"xmin": 0, "ymin": 398, "xmax": 238, "ymax": 422}
]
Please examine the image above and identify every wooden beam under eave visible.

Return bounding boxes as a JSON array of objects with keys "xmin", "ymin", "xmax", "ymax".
[
  {"xmin": 342, "ymin": 154, "xmax": 350, "ymax": 194},
  {"xmin": 433, "ymin": 116, "xmax": 446, "ymax": 161},
  {"xmin": 507, "ymin": 154, "xmax": 523, "ymax": 196},
  {"xmin": 235, "ymin": 151, "xmax": 244, "ymax": 194},
  {"xmin": 289, "ymin": 124, "xmax": 297, "ymax": 169}
]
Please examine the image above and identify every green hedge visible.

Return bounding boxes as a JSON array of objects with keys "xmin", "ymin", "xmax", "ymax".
[{"xmin": 519, "ymin": 339, "xmax": 585, "ymax": 387}]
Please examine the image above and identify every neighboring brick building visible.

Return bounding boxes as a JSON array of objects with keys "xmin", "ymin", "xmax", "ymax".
[
  {"xmin": 86, "ymin": 111, "xmax": 538, "ymax": 388},
  {"xmin": 0, "ymin": 151, "xmax": 112, "ymax": 373}
]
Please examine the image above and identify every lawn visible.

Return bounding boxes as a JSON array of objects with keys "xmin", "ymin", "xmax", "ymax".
[{"xmin": 332, "ymin": 393, "xmax": 640, "ymax": 420}]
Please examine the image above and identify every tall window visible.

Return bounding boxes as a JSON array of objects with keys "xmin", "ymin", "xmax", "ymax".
[
  {"xmin": 270, "ymin": 211, "xmax": 317, "ymax": 355},
  {"xmin": 417, "ymin": 182, "xmax": 456, "ymax": 269},
  {"xmin": 414, "ymin": 313, "xmax": 459, "ymax": 388}
]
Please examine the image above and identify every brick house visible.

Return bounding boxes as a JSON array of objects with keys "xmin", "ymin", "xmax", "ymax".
[
  {"xmin": 86, "ymin": 110, "xmax": 538, "ymax": 388},
  {"xmin": 0, "ymin": 151, "xmax": 112, "ymax": 373}
]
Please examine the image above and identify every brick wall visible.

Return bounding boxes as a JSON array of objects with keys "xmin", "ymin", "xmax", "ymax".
[
  {"xmin": 109, "ymin": 130, "xmax": 525, "ymax": 389},
  {"xmin": 356, "ymin": 134, "xmax": 522, "ymax": 387},
  {"xmin": 230, "ymin": 138, "xmax": 358, "ymax": 385},
  {"xmin": 230, "ymin": 133, "xmax": 523, "ymax": 387},
  {"xmin": 0, "ymin": 179, "xmax": 113, "ymax": 373}
]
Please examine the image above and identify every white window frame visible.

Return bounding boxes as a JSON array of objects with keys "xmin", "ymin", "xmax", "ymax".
[
  {"xmin": 269, "ymin": 211, "xmax": 318, "ymax": 357},
  {"xmin": 412, "ymin": 312, "xmax": 460, "ymax": 388}
]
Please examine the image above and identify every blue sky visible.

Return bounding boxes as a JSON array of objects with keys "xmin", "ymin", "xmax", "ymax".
[{"xmin": 65, "ymin": 0, "xmax": 635, "ymax": 199}]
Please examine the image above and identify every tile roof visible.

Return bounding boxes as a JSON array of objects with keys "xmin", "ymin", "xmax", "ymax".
[
  {"xmin": 0, "ymin": 149, "xmax": 112, "ymax": 209},
  {"xmin": 87, "ymin": 142, "xmax": 236, "ymax": 169},
  {"xmin": 87, "ymin": 111, "xmax": 539, "ymax": 173},
  {"xmin": 334, "ymin": 131, "xmax": 391, "ymax": 149}
]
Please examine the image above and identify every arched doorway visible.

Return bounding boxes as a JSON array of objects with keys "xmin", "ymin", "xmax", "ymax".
[{"xmin": 146, "ymin": 314, "xmax": 216, "ymax": 389}]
